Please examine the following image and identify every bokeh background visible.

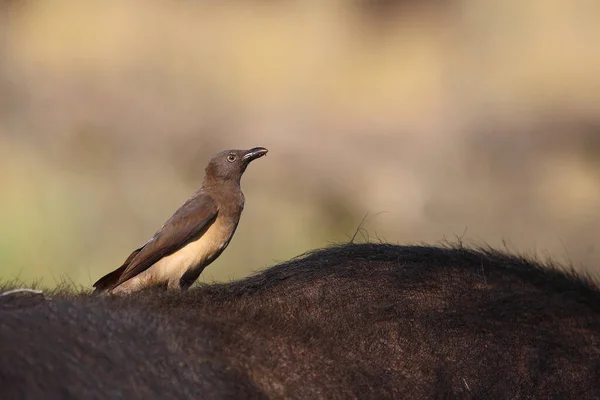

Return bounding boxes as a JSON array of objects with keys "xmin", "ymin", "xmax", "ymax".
[{"xmin": 1, "ymin": 0, "xmax": 599, "ymax": 287}]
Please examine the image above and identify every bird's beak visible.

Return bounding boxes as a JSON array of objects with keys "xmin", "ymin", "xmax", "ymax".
[{"xmin": 242, "ymin": 147, "xmax": 268, "ymax": 162}]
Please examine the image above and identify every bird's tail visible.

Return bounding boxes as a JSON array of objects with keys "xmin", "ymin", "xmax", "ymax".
[
  {"xmin": 92, "ymin": 247, "xmax": 143, "ymax": 293},
  {"xmin": 92, "ymin": 265, "xmax": 127, "ymax": 294}
]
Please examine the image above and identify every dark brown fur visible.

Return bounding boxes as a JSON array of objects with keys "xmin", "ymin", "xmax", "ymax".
[{"xmin": 2, "ymin": 243, "xmax": 600, "ymax": 399}]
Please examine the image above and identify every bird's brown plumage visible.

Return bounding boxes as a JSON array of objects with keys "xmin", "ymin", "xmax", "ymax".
[{"xmin": 93, "ymin": 147, "xmax": 268, "ymax": 294}]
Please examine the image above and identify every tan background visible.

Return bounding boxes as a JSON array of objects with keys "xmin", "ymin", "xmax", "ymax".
[{"xmin": 1, "ymin": 0, "xmax": 599, "ymax": 287}]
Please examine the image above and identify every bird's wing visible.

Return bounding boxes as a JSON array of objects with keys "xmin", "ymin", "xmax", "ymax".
[{"xmin": 95, "ymin": 192, "xmax": 219, "ymax": 291}]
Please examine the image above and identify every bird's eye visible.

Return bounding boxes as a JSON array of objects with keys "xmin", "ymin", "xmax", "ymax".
[{"xmin": 227, "ymin": 154, "xmax": 237, "ymax": 163}]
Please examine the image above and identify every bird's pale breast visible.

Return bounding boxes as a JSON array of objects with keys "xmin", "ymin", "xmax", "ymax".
[{"xmin": 151, "ymin": 216, "xmax": 238, "ymax": 281}]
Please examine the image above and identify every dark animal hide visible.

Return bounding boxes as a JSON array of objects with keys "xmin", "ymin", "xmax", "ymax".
[{"xmin": 1, "ymin": 243, "xmax": 599, "ymax": 399}]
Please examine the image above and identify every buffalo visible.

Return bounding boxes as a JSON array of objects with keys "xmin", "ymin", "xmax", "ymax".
[{"xmin": 1, "ymin": 242, "xmax": 599, "ymax": 399}]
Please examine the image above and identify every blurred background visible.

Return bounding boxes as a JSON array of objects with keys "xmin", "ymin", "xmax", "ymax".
[{"xmin": 1, "ymin": 0, "xmax": 599, "ymax": 287}]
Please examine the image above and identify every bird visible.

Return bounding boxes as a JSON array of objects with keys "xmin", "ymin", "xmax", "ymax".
[{"xmin": 93, "ymin": 147, "xmax": 268, "ymax": 294}]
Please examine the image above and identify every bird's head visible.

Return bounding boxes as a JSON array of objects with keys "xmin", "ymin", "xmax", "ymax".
[{"xmin": 204, "ymin": 147, "xmax": 268, "ymax": 184}]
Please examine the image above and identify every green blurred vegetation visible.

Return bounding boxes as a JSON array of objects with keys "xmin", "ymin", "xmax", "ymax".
[{"xmin": 0, "ymin": 0, "xmax": 599, "ymax": 287}]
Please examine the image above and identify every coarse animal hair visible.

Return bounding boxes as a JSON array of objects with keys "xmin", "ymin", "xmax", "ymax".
[{"xmin": 2, "ymin": 242, "xmax": 600, "ymax": 399}]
